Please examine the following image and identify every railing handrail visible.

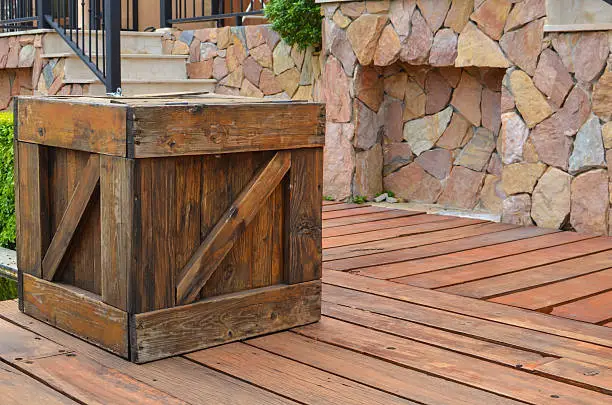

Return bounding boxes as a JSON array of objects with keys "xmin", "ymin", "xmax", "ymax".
[{"xmin": 161, "ymin": 0, "xmax": 267, "ymax": 28}]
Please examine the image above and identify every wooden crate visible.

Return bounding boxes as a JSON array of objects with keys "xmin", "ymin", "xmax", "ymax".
[{"xmin": 15, "ymin": 95, "xmax": 324, "ymax": 363}]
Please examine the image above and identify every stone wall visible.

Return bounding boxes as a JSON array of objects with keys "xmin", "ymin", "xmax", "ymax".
[
  {"xmin": 161, "ymin": 26, "xmax": 320, "ymax": 101},
  {"xmin": 319, "ymin": 0, "xmax": 612, "ymax": 235}
]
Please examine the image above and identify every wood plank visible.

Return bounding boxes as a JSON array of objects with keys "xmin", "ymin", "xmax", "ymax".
[
  {"xmin": 47, "ymin": 148, "xmax": 71, "ymax": 283},
  {"xmin": 323, "ymin": 216, "xmax": 482, "ymax": 249},
  {"xmin": 322, "ymin": 200, "xmax": 343, "ymax": 206},
  {"xmin": 322, "ymin": 213, "xmax": 445, "ymax": 237},
  {"xmin": 322, "ymin": 209, "xmax": 423, "ymax": 228},
  {"xmin": 322, "ymin": 304, "xmax": 552, "ymax": 368},
  {"xmin": 187, "ymin": 342, "xmax": 418, "ymax": 405},
  {"xmin": 176, "ymin": 151, "xmax": 291, "ymax": 305},
  {"xmin": 326, "ymin": 226, "xmax": 556, "ymax": 271},
  {"xmin": 322, "ymin": 206, "xmax": 387, "ymax": 219},
  {"xmin": 252, "ymin": 182, "xmax": 284, "ymax": 288},
  {"xmin": 131, "ymin": 103, "xmax": 325, "ymax": 157},
  {"xmin": 534, "ymin": 358, "xmax": 612, "ymax": 394},
  {"xmin": 323, "ymin": 222, "xmax": 514, "ymax": 261},
  {"xmin": 0, "ymin": 315, "xmax": 187, "ymax": 405},
  {"xmin": 0, "ymin": 317, "xmax": 70, "ymax": 360},
  {"xmin": 131, "ymin": 281, "xmax": 321, "ymax": 363},
  {"xmin": 359, "ymin": 232, "xmax": 595, "ymax": 280},
  {"xmin": 0, "ymin": 300, "xmax": 296, "ymax": 405},
  {"xmin": 438, "ymin": 250, "xmax": 612, "ymax": 298},
  {"xmin": 247, "ymin": 332, "xmax": 524, "ymax": 405},
  {"xmin": 322, "ymin": 285, "xmax": 612, "ymax": 368},
  {"xmin": 100, "ymin": 155, "xmax": 134, "ymax": 310},
  {"xmin": 397, "ymin": 237, "xmax": 612, "ymax": 288},
  {"xmin": 284, "ymin": 149, "xmax": 322, "ymax": 284},
  {"xmin": 17, "ymin": 98, "xmax": 128, "ymax": 156},
  {"xmin": 0, "ymin": 362, "xmax": 77, "ymax": 405},
  {"xmin": 42, "ymin": 153, "xmax": 100, "ymax": 282},
  {"xmin": 323, "ymin": 271, "xmax": 612, "ymax": 347},
  {"xmin": 489, "ymin": 269, "xmax": 612, "ymax": 310},
  {"xmin": 551, "ymin": 291, "xmax": 612, "ymax": 324},
  {"xmin": 21, "ymin": 274, "xmax": 128, "ymax": 357},
  {"xmin": 322, "ymin": 203, "xmax": 369, "ymax": 212},
  {"xmin": 15, "ymin": 142, "xmax": 49, "ymax": 278},
  {"xmin": 295, "ymin": 318, "xmax": 610, "ymax": 405}
]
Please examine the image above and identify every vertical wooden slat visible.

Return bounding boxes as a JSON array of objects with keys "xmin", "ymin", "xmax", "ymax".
[
  {"xmin": 284, "ymin": 148, "xmax": 323, "ymax": 284},
  {"xmin": 270, "ymin": 183, "xmax": 284, "ymax": 285},
  {"xmin": 15, "ymin": 142, "xmax": 49, "ymax": 279},
  {"xmin": 100, "ymin": 155, "xmax": 134, "ymax": 311},
  {"xmin": 49, "ymin": 148, "xmax": 71, "ymax": 284},
  {"xmin": 130, "ymin": 158, "xmax": 177, "ymax": 313}
]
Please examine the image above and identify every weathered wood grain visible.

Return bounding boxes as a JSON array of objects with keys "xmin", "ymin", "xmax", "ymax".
[
  {"xmin": 17, "ymin": 98, "xmax": 128, "ymax": 156},
  {"xmin": 100, "ymin": 156, "xmax": 134, "ymax": 310},
  {"xmin": 130, "ymin": 103, "xmax": 325, "ymax": 158},
  {"xmin": 21, "ymin": 274, "xmax": 128, "ymax": 357},
  {"xmin": 176, "ymin": 151, "xmax": 291, "ymax": 305},
  {"xmin": 42, "ymin": 154, "xmax": 100, "ymax": 282},
  {"xmin": 284, "ymin": 149, "xmax": 322, "ymax": 284},
  {"xmin": 132, "ymin": 280, "xmax": 321, "ymax": 363},
  {"xmin": 0, "ymin": 362, "xmax": 77, "ymax": 405}
]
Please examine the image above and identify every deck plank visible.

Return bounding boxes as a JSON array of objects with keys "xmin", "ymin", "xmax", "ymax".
[
  {"xmin": 325, "ymin": 226, "xmax": 557, "ymax": 271},
  {"xmin": 398, "ymin": 238, "xmax": 612, "ymax": 289},
  {"xmin": 322, "ymin": 286, "xmax": 612, "ymax": 368},
  {"xmin": 247, "ymin": 332, "xmax": 525, "ymax": 405},
  {"xmin": 187, "ymin": 343, "xmax": 418, "ymax": 405},
  {"xmin": 323, "ymin": 271, "xmax": 612, "ymax": 347},
  {"xmin": 322, "ymin": 206, "xmax": 388, "ymax": 219},
  {"xmin": 0, "ymin": 362, "xmax": 78, "ymax": 405},
  {"xmin": 550, "ymin": 291, "xmax": 612, "ymax": 324},
  {"xmin": 322, "ymin": 203, "xmax": 370, "ymax": 212},
  {"xmin": 323, "ymin": 222, "xmax": 511, "ymax": 261},
  {"xmin": 322, "ymin": 210, "xmax": 424, "ymax": 228},
  {"xmin": 354, "ymin": 232, "xmax": 595, "ymax": 279},
  {"xmin": 489, "ymin": 269, "xmax": 612, "ymax": 310},
  {"xmin": 0, "ymin": 301, "xmax": 297, "ymax": 405},
  {"xmin": 294, "ymin": 317, "xmax": 610, "ymax": 405},
  {"xmin": 322, "ymin": 214, "xmax": 453, "ymax": 238}
]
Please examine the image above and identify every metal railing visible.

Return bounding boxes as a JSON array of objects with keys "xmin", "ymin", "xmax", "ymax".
[
  {"xmin": 0, "ymin": 0, "xmax": 37, "ymax": 32},
  {"xmin": 37, "ymin": 0, "xmax": 130, "ymax": 93},
  {"xmin": 161, "ymin": 0, "xmax": 267, "ymax": 27}
]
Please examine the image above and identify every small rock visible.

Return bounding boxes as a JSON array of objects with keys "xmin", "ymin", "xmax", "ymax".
[
  {"xmin": 200, "ymin": 42, "xmax": 218, "ymax": 60},
  {"xmin": 569, "ymin": 116, "xmax": 606, "ymax": 175},
  {"xmin": 374, "ymin": 193, "xmax": 388, "ymax": 202},
  {"xmin": 332, "ymin": 10, "xmax": 351, "ymax": 29},
  {"xmin": 386, "ymin": 196, "xmax": 399, "ymax": 203}
]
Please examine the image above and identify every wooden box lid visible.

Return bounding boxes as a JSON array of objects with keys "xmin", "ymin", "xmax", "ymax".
[{"xmin": 16, "ymin": 94, "xmax": 325, "ymax": 158}]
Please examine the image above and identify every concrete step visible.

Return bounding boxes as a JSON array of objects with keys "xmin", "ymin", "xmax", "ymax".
[
  {"xmin": 42, "ymin": 53, "xmax": 188, "ymax": 81},
  {"xmin": 81, "ymin": 79, "xmax": 217, "ymax": 96},
  {"xmin": 42, "ymin": 31, "xmax": 164, "ymax": 55}
]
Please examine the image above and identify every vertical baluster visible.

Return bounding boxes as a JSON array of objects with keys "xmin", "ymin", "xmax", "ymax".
[
  {"xmin": 101, "ymin": 0, "xmax": 105, "ymax": 76},
  {"xmin": 95, "ymin": 0, "xmax": 99, "ymax": 68}
]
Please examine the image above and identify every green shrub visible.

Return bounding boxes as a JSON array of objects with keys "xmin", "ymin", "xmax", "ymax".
[
  {"xmin": 265, "ymin": 0, "xmax": 322, "ymax": 50},
  {"xmin": 0, "ymin": 112, "xmax": 15, "ymax": 250},
  {"xmin": 0, "ymin": 277, "xmax": 17, "ymax": 301}
]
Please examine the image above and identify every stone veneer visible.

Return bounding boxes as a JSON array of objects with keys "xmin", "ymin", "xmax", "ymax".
[
  {"xmin": 161, "ymin": 26, "xmax": 320, "ymax": 101},
  {"xmin": 318, "ymin": 0, "xmax": 612, "ymax": 235}
]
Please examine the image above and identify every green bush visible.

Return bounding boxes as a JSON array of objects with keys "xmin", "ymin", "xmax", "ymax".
[
  {"xmin": 0, "ymin": 112, "xmax": 15, "ymax": 250},
  {"xmin": 0, "ymin": 277, "xmax": 17, "ymax": 301},
  {"xmin": 265, "ymin": 0, "xmax": 322, "ymax": 50}
]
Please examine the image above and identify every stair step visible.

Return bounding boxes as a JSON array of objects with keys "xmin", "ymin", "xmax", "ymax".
[
  {"xmin": 42, "ymin": 53, "xmax": 189, "ymax": 81},
  {"xmin": 81, "ymin": 79, "xmax": 217, "ymax": 96},
  {"xmin": 43, "ymin": 31, "xmax": 164, "ymax": 55}
]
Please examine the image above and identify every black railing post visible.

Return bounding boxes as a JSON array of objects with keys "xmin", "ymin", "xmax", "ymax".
[
  {"xmin": 160, "ymin": 0, "xmax": 171, "ymax": 27},
  {"xmin": 104, "ymin": 0, "xmax": 121, "ymax": 93},
  {"xmin": 36, "ymin": 0, "xmax": 51, "ymax": 28}
]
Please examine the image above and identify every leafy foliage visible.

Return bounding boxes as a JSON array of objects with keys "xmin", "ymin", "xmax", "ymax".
[
  {"xmin": 0, "ymin": 112, "xmax": 15, "ymax": 250},
  {"xmin": 265, "ymin": 0, "xmax": 322, "ymax": 49},
  {"xmin": 0, "ymin": 277, "xmax": 16, "ymax": 301},
  {"xmin": 351, "ymin": 195, "xmax": 367, "ymax": 204}
]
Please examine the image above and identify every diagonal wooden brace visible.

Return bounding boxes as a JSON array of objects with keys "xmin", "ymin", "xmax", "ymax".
[
  {"xmin": 42, "ymin": 154, "xmax": 100, "ymax": 281},
  {"xmin": 176, "ymin": 151, "xmax": 291, "ymax": 305}
]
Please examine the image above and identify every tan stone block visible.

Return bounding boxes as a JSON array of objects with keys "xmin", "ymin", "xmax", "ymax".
[
  {"xmin": 451, "ymin": 71, "xmax": 482, "ymax": 126},
  {"xmin": 502, "ymin": 162, "xmax": 546, "ymax": 195},
  {"xmin": 455, "ymin": 22, "xmax": 510, "ymax": 68},
  {"xmin": 510, "ymin": 70, "xmax": 553, "ymax": 128}
]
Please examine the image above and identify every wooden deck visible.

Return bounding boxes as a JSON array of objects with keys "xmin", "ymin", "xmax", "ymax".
[{"xmin": 1, "ymin": 202, "xmax": 612, "ymax": 404}]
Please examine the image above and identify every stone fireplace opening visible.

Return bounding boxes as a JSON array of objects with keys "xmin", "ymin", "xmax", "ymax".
[{"xmin": 348, "ymin": 61, "xmax": 505, "ymax": 214}]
